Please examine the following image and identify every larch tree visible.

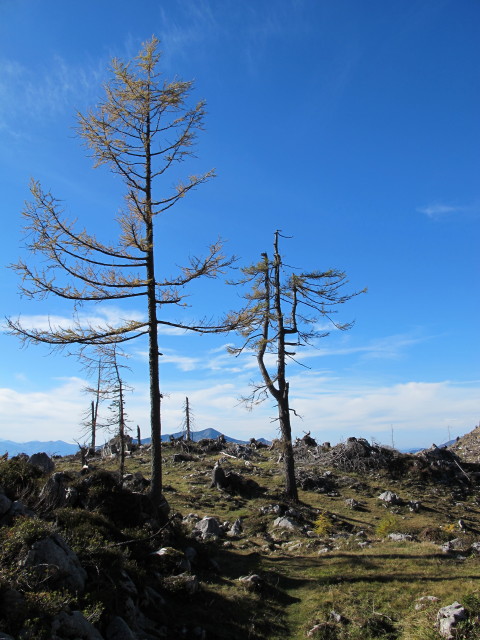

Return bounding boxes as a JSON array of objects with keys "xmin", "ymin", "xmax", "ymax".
[
  {"xmin": 228, "ymin": 231, "xmax": 366, "ymax": 502},
  {"xmin": 6, "ymin": 37, "xmax": 233, "ymax": 510}
]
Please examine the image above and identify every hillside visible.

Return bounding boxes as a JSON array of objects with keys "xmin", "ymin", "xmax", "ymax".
[
  {"xmin": 1, "ymin": 433, "xmax": 480, "ymax": 639},
  {"xmin": 449, "ymin": 424, "xmax": 480, "ymax": 464}
]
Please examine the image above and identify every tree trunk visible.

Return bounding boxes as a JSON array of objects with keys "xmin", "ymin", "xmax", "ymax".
[
  {"xmin": 273, "ymin": 232, "xmax": 298, "ymax": 502},
  {"xmin": 145, "ymin": 107, "xmax": 164, "ymax": 509},
  {"xmin": 118, "ymin": 378, "xmax": 125, "ymax": 479},
  {"xmin": 90, "ymin": 400, "xmax": 96, "ymax": 452},
  {"xmin": 185, "ymin": 396, "xmax": 191, "ymax": 442},
  {"xmin": 278, "ymin": 384, "xmax": 298, "ymax": 502}
]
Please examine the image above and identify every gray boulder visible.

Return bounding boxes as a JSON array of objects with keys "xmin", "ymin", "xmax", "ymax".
[
  {"xmin": 38, "ymin": 472, "xmax": 76, "ymax": 510},
  {"xmin": 29, "ymin": 452, "xmax": 55, "ymax": 474},
  {"xmin": 388, "ymin": 533, "xmax": 413, "ymax": 542},
  {"xmin": 441, "ymin": 537, "xmax": 469, "ymax": 554},
  {"xmin": 21, "ymin": 533, "xmax": 87, "ymax": 593},
  {"xmin": 345, "ymin": 498, "xmax": 360, "ymax": 510},
  {"xmin": 238, "ymin": 574, "xmax": 264, "ymax": 590},
  {"xmin": 227, "ymin": 518, "xmax": 243, "ymax": 537},
  {"xmin": 194, "ymin": 516, "xmax": 222, "ymax": 538},
  {"xmin": 436, "ymin": 601, "xmax": 467, "ymax": 639},
  {"xmin": 10, "ymin": 500, "xmax": 34, "ymax": 518},
  {"xmin": 0, "ymin": 492, "xmax": 12, "ymax": 517},
  {"xmin": 273, "ymin": 516, "xmax": 298, "ymax": 531},
  {"xmin": 51, "ymin": 610, "xmax": 103, "ymax": 640},
  {"xmin": 151, "ymin": 546, "xmax": 188, "ymax": 573},
  {"xmin": 105, "ymin": 616, "xmax": 136, "ymax": 640},
  {"xmin": 163, "ymin": 573, "xmax": 199, "ymax": 595},
  {"xmin": 378, "ymin": 491, "xmax": 402, "ymax": 505}
]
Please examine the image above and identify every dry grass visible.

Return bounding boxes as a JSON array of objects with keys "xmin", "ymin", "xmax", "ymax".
[{"xmin": 50, "ymin": 442, "xmax": 480, "ymax": 638}]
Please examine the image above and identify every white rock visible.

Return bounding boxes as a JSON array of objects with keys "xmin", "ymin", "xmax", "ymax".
[
  {"xmin": 273, "ymin": 516, "xmax": 298, "ymax": 530},
  {"xmin": 436, "ymin": 601, "xmax": 467, "ymax": 639}
]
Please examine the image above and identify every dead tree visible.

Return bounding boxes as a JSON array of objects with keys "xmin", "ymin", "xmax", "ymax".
[{"xmin": 227, "ymin": 231, "xmax": 365, "ymax": 502}]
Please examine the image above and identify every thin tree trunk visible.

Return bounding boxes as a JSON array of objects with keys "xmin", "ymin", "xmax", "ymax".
[
  {"xmin": 90, "ymin": 400, "xmax": 96, "ymax": 452},
  {"xmin": 185, "ymin": 396, "xmax": 191, "ymax": 442},
  {"xmin": 273, "ymin": 231, "xmax": 298, "ymax": 502},
  {"xmin": 118, "ymin": 377, "xmax": 125, "ymax": 479},
  {"xmin": 278, "ymin": 384, "xmax": 298, "ymax": 502},
  {"xmin": 144, "ymin": 105, "xmax": 164, "ymax": 509}
]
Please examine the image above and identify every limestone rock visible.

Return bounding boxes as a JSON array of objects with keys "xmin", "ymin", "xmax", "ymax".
[
  {"xmin": 194, "ymin": 516, "xmax": 222, "ymax": 539},
  {"xmin": 9, "ymin": 500, "xmax": 34, "ymax": 519},
  {"xmin": 345, "ymin": 498, "xmax": 360, "ymax": 510},
  {"xmin": 441, "ymin": 537, "xmax": 469, "ymax": 554},
  {"xmin": 273, "ymin": 516, "xmax": 298, "ymax": 531},
  {"xmin": 378, "ymin": 491, "xmax": 402, "ymax": 505},
  {"xmin": 436, "ymin": 601, "xmax": 467, "ymax": 638},
  {"xmin": 0, "ymin": 492, "xmax": 12, "ymax": 517},
  {"xmin": 51, "ymin": 610, "xmax": 103, "ymax": 640},
  {"xmin": 238, "ymin": 574, "xmax": 264, "ymax": 591},
  {"xmin": 38, "ymin": 472, "xmax": 76, "ymax": 511},
  {"xmin": 152, "ymin": 547, "xmax": 188, "ymax": 573},
  {"xmin": 28, "ymin": 452, "xmax": 55, "ymax": 474},
  {"xmin": 163, "ymin": 573, "xmax": 199, "ymax": 595},
  {"xmin": 105, "ymin": 616, "xmax": 136, "ymax": 640},
  {"xmin": 388, "ymin": 533, "xmax": 413, "ymax": 542},
  {"xmin": 21, "ymin": 533, "xmax": 87, "ymax": 593},
  {"xmin": 415, "ymin": 595, "xmax": 439, "ymax": 611},
  {"xmin": 227, "ymin": 518, "xmax": 243, "ymax": 537}
]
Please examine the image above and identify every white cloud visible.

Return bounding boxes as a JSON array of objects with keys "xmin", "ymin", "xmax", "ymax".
[
  {"xmin": 15, "ymin": 306, "xmax": 146, "ymax": 332},
  {"xmin": 417, "ymin": 203, "xmax": 463, "ymax": 219},
  {"xmin": 0, "ymin": 53, "xmax": 107, "ymax": 126},
  {"xmin": 0, "ymin": 377, "xmax": 86, "ymax": 442},
  {"xmin": 2, "ymin": 370, "xmax": 478, "ymax": 451}
]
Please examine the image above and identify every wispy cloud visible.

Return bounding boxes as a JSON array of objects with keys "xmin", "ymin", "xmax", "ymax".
[
  {"xmin": 2, "ymin": 368, "xmax": 478, "ymax": 449},
  {"xmin": 0, "ymin": 52, "xmax": 108, "ymax": 129},
  {"xmin": 13, "ymin": 306, "xmax": 145, "ymax": 333},
  {"xmin": 0, "ymin": 377, "xmax": 86, "ymax": 442},
  {"xmin": 417, "ymin": 202, "xmax": 469, "ymax": 220}
]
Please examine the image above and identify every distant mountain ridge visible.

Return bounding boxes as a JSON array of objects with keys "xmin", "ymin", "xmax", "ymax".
[
  {"xmin": 0, "ymin": 429, "xmax": 271, "ymax": 457},
  {"xmin": 144, "ymin": 428, "xmax": 270, "ymax": 445},
  {"xmin": 0, "ymin": 439, "xmax": 78, "ymax": 457}
]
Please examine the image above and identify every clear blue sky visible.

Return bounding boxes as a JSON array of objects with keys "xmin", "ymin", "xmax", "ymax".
[{"xmin": 1, "ymin": 0, "xmax": 478, "ymax": 449}]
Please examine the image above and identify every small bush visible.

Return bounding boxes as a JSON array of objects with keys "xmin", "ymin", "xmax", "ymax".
[
  {"xmin": 0, "ymin": 458, "xmax": 42, "ymax": 501},
  {"xmin": 375, "ymin": 515, "xmax": 400, "ymax": 538},
  {"xmin": 314, "ymin": 513, "xmax": 334, "ymax": 537},
  {"xmin": 443, "ymin": 523, "xmax": 457, "ymax": 535},
  {"xmin": 0, "ymin": 517, "xmax": 54, "ymax": 559},
  {"xmin": 24, "ymin": 590, "xmax": 73, "ymax": 617}
]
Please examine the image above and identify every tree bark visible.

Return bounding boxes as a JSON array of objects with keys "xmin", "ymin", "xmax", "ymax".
[
  {"xmin": 144, "ymin": 105, "xmax": 164, "ymax": 509},
  {"xmin": 278, "ymin": 383, "xmax": 298, "ymax": 502}
]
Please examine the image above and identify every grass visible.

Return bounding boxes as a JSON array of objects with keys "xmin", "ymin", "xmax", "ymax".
[{"xmin": 42, "ymin": 443, "xmax": 480, "ymax": 638}]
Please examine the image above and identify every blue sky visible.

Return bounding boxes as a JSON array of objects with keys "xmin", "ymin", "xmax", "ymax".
[{"xmin": 1, "ymin": 0, "xmax": 478, "ymax": 449}]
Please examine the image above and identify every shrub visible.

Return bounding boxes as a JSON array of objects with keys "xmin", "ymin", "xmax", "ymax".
[
  {"xmin": 314, "ymin": 513, "xmax": 334, "ymax": 537},
  {"xmin": 0, "ymin": 516, "xmax": 54, "ymax": 559},
  {"xmin": 0, "ymin": 458, "xmax": 42, "ymax": 501},
  {"xmin": 375, "ymin": 515, "xmax": 401, "ymax": 538}
]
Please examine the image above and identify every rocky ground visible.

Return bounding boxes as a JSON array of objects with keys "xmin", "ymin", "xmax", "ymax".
[{"xmin": 1, "ymin": 431, "xmax": 480, "ymax": 639}]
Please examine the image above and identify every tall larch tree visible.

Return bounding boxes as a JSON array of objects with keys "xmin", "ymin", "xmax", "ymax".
[{"xmin": 7, "ymin": 37, "xmax": 233, "ymax": 510}]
